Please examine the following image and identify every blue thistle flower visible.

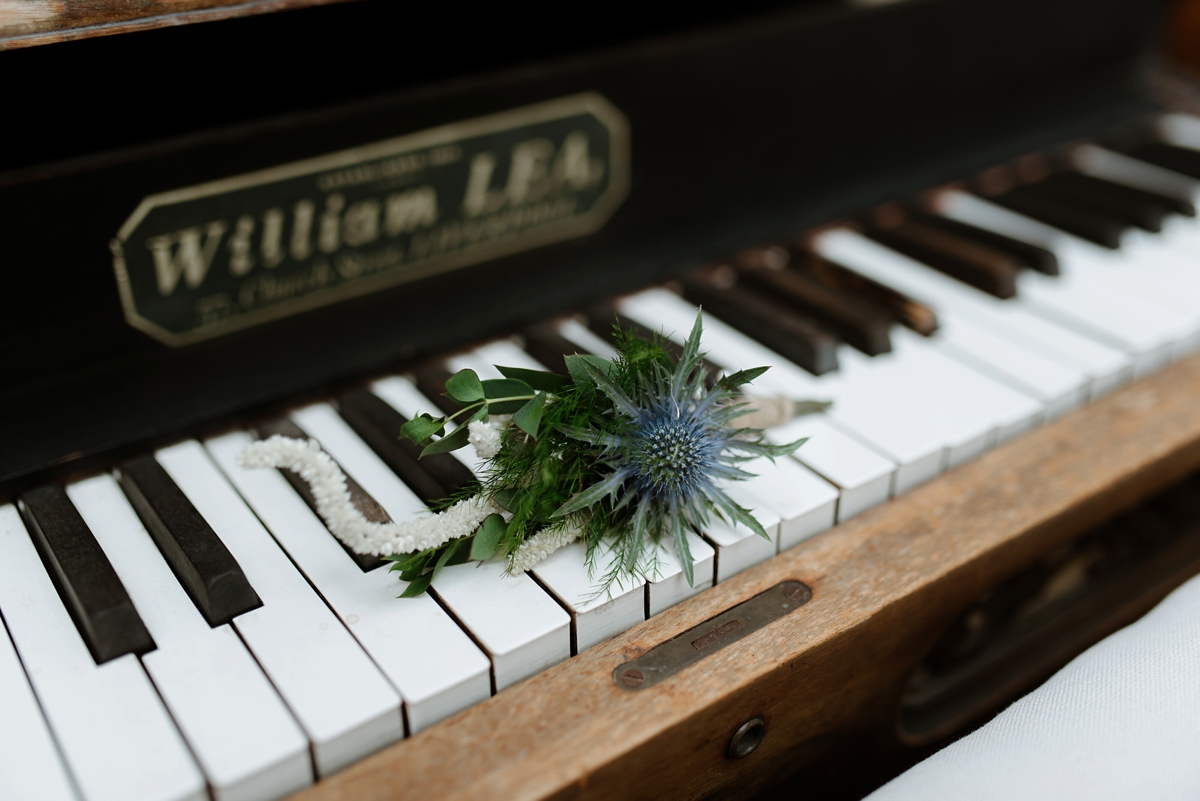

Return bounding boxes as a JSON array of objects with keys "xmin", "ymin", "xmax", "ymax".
[{"xmin": 554, "ymin": 312, "xmax": 806, "ymax": 588}]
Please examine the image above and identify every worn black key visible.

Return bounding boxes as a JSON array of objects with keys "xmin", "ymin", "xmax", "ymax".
[
  {"xmin": 414, "ymin": 366, "xmax": 462, "ymax": 417},
  {"xmin": 337, "ymin": 390, "xmax": 476, "ymax": 503},
  {"xmin": 908, "ymin": 211, "xmax": 1060, "ymax": 276},
  {"xmin": 1029, "ymin": 173, "xmax": 1173, "ymax": 233},
  {"xmin": 117, "ymin": 456, "xmax": 262, "ymax": 627},
  {"xmin": 255, "ymin": 419, "xmax": 386, "ymax": 572},
  {"xmin": 1127, "ymin": 142, "xmax": 1200, "ymax": 180},
  {"xmin": 799, "ymin": 255, "xmax": 940, "ymax": 336},
  {"xmin": 736, "ymin": 259, "xmax": 892, "ymax": 356},
  {"xmin": 679, "ymin": 273, "xmax": 839, "ymax": 376},
  {"xmin": 586, "ymin": 301, "xmax": 725, "ymax": 383},
  {"xmin": 863, "ymin": 219, "xmax": 1020, "ymax": 299},
  {"xmin": 19, "ymin": 484, "xmax": 155, "ymax": 664},
  {"xmin": 521, "ymin": 323, "xmax": 582, "ymax": 376},
  {"xmin": 990, "ymin": 185, "xmax": 1125, "ymax": 248}
]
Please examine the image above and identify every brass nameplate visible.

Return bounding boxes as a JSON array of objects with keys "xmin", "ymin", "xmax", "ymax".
[
  {"xmin": 111, "ymin": 93, "xmax": 630, "ymax": 346},
  {"xmin": 614, "ymin": 580, "xmax": 812, "ymax": 691}
]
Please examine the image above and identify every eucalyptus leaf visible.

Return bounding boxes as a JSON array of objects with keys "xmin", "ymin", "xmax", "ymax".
[
  {"xmin": 496, "ymin": 365, "xmax": 571, "ymax": 393},
  {"xmin": 493, "ymin": 488, "xmax": 520, "ymax": 511},
  {"xmin": 565, "ymin": 353, "xmax": 615, "ymax": 386},
  {"xmin": 399, "ymin": 571, "xmax": 433, "ymax": 598},
  {"xmin": 512, "ymin": 392, "xmax": 547, "ymax": 437},
  {"xmin": 420, "ymin": 423, "xmax": 470, "ymax": 456},
  {"xmin": 480, "ymin": 378, "xmax": 535, "ymax": 400},
  {"xmin": 445, "ymin": 537, "xmax": 475, "ymax": 566},
  {"xmin": 399, "ymin": 413, "xmax": 445, "ymax": 444},
  {"xmin": 469, "ymin": 514, "xmax": 507, "ymax": 561},
  {"xmin": 445, "ymin": 369, "xmax": 485, "ymax": 403}
]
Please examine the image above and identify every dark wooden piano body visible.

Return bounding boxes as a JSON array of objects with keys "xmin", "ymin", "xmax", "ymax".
[{"xmin": 3, "ymin": 1, "xmax": 1199, "ymax": 798}]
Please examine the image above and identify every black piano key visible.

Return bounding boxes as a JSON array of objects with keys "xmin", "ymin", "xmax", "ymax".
[
  {"xmin": 117, "ymin": 456, "xmax": 262, "ymax": 627},
  {"xmin": 1030, "ymin": 173, "xmax": 1172, "ymax": 233},
  {"xmin": 736, "ymin": 259, "xmax": 893, "ymax": 356},
  {"xmin": 19, "ymin": 484, "xmax": 155, "ymax": 664},
  {"xmin": 255, "ymin": 419, "xmax": 386, "ymax": 572},
  {"xmin": 679, "ymin": 273, "xmax": 839, "ymax": 376},
  {"xmin": 585, "ymin": 302, "xmax": 725, "ymax": 382},
  {"xmin": 337, "ymin": 390, "xmax": 476, "ymax": 502},
  {"xmin": 990, "ymin": 185, "xmax": 1125, "ymax": 248},
  {"xmin": 521, "ymin": 323, "xmax": 581, "ymax": 376},
  {"xmin": 1127, "ymin": 142, "xmax": 1200, "ymax": 180},
  {"xmin": 414, "ymin": 366, "xmax": 462, "ymax": 417},
  {"xmin": 799, "ymin": 255, "xmax": 940, "ymax": 337},
  {"xmin": 1065, "ymin": 170, "xmax": 1192, "ymax": 217},
  {"xmin": 907, "ymin": 211, "xmax": 1061, "ymax": 276},
  {"xmin": 863, "ymin": 219, "xmax": 1019, "ymax": 299}
]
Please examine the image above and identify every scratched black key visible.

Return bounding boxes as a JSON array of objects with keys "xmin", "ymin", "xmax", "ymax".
[
  {"xmin": 1127, "ymin": 142, "xmax": 1200, "ymax": 180},
  {"xmin": 522, "ymin": 322, "xmax": 583, "ymax": 376},
  {"xmin": 20, "ymin": 484, "xmax": 155, "ymax": 664},
  {"xmin": 255, "ymin": 418, "xmax": 387, "ymax": 572},
  {"xmin": 679, "ymin": 274, "xmax": 839, "ymax": 376},
  {"xmin": 990, "ymin": 185, "xmax": 1125, "ymax": 248},
  {"xmin": 1028, "ymin": 173, "xmax": 1172, "ymax": 233},
  {"xmin": 118, "ymin": 456, "xmax": 262, "ymax": 627},
  {"xmin": 737, "ymin": 259, "xmax": 893, "ymax": 356},
  {"xmin": 799, "ymin": 255, "xmax": 940, "ymax": 336},
  {"xmin": 337, "ymin": 390, "xmax": 476, "ymax": 503},
  {"xmin": 907, "ymin": 211, "xmax": 1060, "ymax": 276},
  {"xmin": 414, "ymin": 366, "xmax": 462, "ymax": 417},
  {"xmin": 863, "ymin": 219, "xmax": 1019, "ymax": 299}
]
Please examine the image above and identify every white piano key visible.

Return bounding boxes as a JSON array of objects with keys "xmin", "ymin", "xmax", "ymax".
[
  {"xmin": 291, "ymin": 402, "xmax": 431, "ymax": 521},
  {"xmin": 0, "ymin": 504, "xmax": 206, "ymax": 801},
  {"xmin": 206, "ymin": 432, "xmax": 490, "ymax": 736},
  {"xmin": 1157, "ymin": 111, "xmax": 1200, "ymax": 152},
  {"xmin": 155, "ymin": 441, "xmax": 404, "ymax": 776},
  {"xmin": 68, "ymin": 474, "xmax": 312, "ymax": 801},
  {"xmin": 815, "ymin": 231, "xmax": 1048, "ymax": 443},
  {"xmin": 702, "ymin": 487, "xmax": 782, "ymax": 583},
  {"xmin": 556, "ymin": 317, "xmax": 621, "ymax": 360},
  {"xmin": 821, "ymin": 222, "xmax": 1133, "ymax": 401},
  {"xmin": 737, "ymin": 456, "xmax": 839, "ymax": 551},
  {"xmin": 0, "ymin": 597, "xmax": 77, "ymax": 801},
  {"xmin": 618, "ymin": 289, "xmax": 958, "ymax": 493},
  {"xmin": 369, "ymin": 376, "xmax": 484, "ymax": 475},
  {"xmin": 532, "ymin": 541, "xmax": 646, "ymax": 653},
  {"xmin": 764, "ymin": 414, "xmax": 894, "ymax": 520},
  {"xmin": 937, "ymin": 190, "xmax": 1190, "ymax": 373},
  {"xmin": 452, "ymin": 339, "xmax": 545, "ymax": 377},
  {"xmin": 641, "ymin": 530, "xmax": 716, "ymax": 617},
  {"xmin": 1074, "ymin": 143, "xmax": 1200, "ymax": 206},
  {"xmin": 429, "ymin": 559, "xmax": 571, "ymax": 691},
  {"xmin": 327, "ymin": 376, "xmax": 577, "ymax": 690},
  {"xmin": 815, "ymin": 229, "xmax": 1095, "ymax": 416}
]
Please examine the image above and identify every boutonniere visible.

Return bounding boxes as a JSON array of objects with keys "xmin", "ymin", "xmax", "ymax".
[{"xmin": 242, "ymin": 313, "xmax": 826, "ymax": 596}]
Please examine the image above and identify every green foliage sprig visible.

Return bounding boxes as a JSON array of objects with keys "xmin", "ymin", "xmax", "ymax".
[{"xmin": 393, "ymin": 315, "xmax": 812, "ymax": 596}]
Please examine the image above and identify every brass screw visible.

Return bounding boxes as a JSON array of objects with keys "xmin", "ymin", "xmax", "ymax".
[
  {"xmin": 621, "ymin": 668, "xmax": 645, "ymax": 688},
  {"xmin": 783, "ymin": 582, "xmax": 808, "ymax": 602}
]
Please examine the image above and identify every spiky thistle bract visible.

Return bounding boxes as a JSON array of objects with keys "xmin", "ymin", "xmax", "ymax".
[{"xmin": 396, "ymin": 312, "xmax": 809, "ymax": 596}]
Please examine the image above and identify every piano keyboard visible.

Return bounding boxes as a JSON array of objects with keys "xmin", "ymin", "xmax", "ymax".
[{"xmin": 5, "ymin": 116, "xmax": 1200, "ymax": 801}]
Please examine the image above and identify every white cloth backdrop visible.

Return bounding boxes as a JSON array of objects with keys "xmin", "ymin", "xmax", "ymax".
[{"xmin": 866, "ymin": 572, "xmax": 1200, "ymax": 801}]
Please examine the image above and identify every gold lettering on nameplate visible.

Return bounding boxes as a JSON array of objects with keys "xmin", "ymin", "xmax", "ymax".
[{"xmin": 111, "ymin": 93, "xmax": 630, "ymax": 346}]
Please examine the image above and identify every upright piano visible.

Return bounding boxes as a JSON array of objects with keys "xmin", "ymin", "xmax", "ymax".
[{"xmin": 3, "ymin": 1, "xmax": 1200, "ymax": 799}]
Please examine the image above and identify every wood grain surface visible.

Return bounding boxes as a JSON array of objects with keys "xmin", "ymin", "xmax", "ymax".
[
  {"xmin": 288, "ymin": 352, "xmax": 1200, "ymax": 801},
  {"xmin": 0, "ymin": 0, "xmax": 355, "ymax": 49}
]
